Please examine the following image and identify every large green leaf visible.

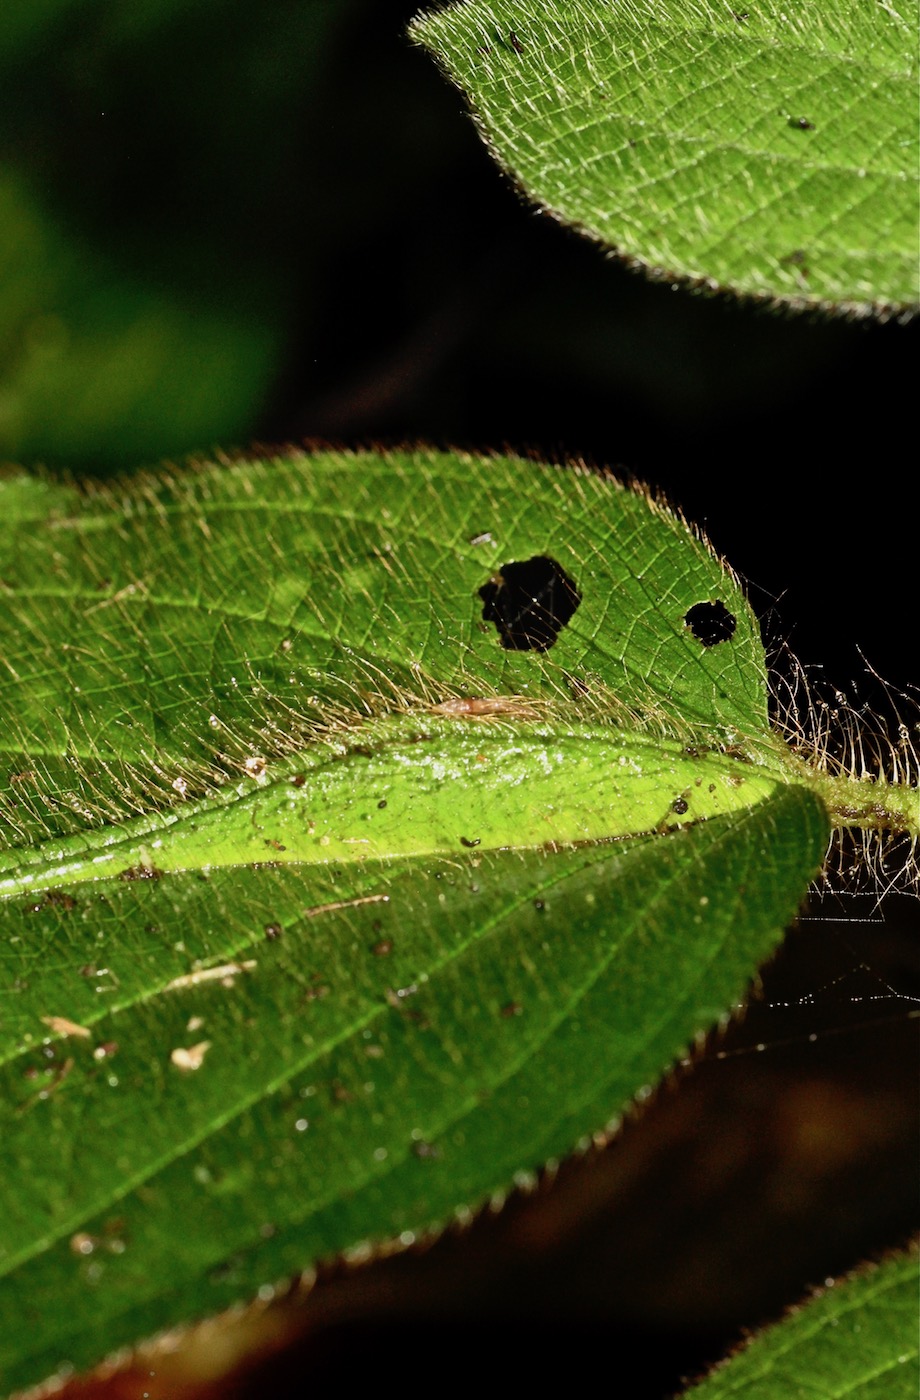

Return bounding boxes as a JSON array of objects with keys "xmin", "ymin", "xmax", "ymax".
[
  {"xmin": 688, "ymin": 1247, "xmax": 920, "ymax": 1399},
  {"xmin": 411, "ymin": 0, "xmax": 919, "ymax": 313},
  {"xmin": 0, "ymin": 448, "xmax": 834, "ymax": 1390}
]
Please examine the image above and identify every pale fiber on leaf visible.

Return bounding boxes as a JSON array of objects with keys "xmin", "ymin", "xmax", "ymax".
[
  {"xmin": 411, "ymin": 0, "xmax": 919, "ymax": 313},
  {"xmin": 0, "ymin": 447, "xmax": 838, "ymax": 1390}
]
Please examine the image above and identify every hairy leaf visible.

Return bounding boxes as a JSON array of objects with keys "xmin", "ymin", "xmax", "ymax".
[
  {"xmin": 0, "ymin": 448, "xmax": 832, "ymax": 1391},
  {"xmin": 411, "ymin": 0, "xmax": 919, "ymax": 313},
  {"xmin": 688, "ymin": 1247, "xmax": 920, "ymax": 1399}
]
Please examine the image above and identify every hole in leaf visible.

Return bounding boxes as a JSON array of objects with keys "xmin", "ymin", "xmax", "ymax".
[
  {"xmin": 684, "ymin": 600, "xmax": 737, "ymax": 647},
  {"xmin": 479, "ymin": 556, "xmax": 581, "ymax": 652}
]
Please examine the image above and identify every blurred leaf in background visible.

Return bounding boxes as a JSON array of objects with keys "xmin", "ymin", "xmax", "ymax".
[{"xmin": 0, "ymin": 0, "xmax": 356, "ymax": 469}]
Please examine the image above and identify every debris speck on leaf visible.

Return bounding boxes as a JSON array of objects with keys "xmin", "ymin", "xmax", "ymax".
[
  {"xmin": 170, "ymin": 1041, "xmax": 212, "ymax": 1072},
  {"xmin": 41, "ymin": 1015, "xmax": 91, "ymax": 1039},
  {"xmin": 164, "ymin": 961, "xmax": 257, "ymax": 993}
]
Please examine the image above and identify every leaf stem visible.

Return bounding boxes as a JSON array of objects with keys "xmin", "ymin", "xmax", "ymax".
[{"xmin": 806, "ymin": 770, "xmax": 919, "ymax": 842}]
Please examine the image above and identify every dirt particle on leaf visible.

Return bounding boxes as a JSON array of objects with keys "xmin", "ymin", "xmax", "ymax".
[
  {"xmin": 170, "ymin": 1041, "xmax": 211, "ymax": 1072},
  {"xmin": 27, "ymin": 889, "xmax": 78, "ymax": 915},
  {"xmin": 41, "ymin": 1015, "xmax": 91, "ymax": 1039},
  {"xmin": 30, "ymin": 1055, "xmax": 74, "ymax": 1100},
  {"xmin": 264, "ymin": 922, "xmax": 283, "ymax": 940},
  {"xmin": 386, "ymin": 984, "xmax": 418, "ymax": 1007},
  {"xmin": 118, "ymin": 863, "xmax": 163, "ymax": 882},
  {"xmin": 372, "ymin": 939, "xmax": 394, "ymax": 957},
  {"xmin": 45, "ymin": 889, "xmax": 77, "ymax": 911},
  {"xmin": 672, "ymin": 797, "xmax": 690, "ymax": 816},
  {"xmin": 460, "ymin": 835, "xmax": 481, "ymax": 848},
  {"xmin": 433, "ymin": 695, "xmax": 539, "ymax": 719},
  {"xmin": 93, "ymin": 1041, "xmax": 118, "ymax": 1061},
  {"xmin": 303, "ymin": 977, "xmax": 331, "ymax": 1003},
  {"xmin": 501, "ymin": 1001, "xmax": 523, "ymax": 1018},
  {"xmin": 684, "ymin": 600, "xmax": 737, "ymax": 646},
  {"xmin": 164, "ymin": 960, "xmax": 256, "ymax": 993},
  {"xmin": 788, "ymin": 115, "xmax": 815, "ymax": 130}
]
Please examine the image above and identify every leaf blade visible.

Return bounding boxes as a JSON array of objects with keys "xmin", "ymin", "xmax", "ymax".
[
  {"xmin": 687, "ymin": 1247, "xmax": 920, "ymax": 1399},
  {"xmin": 0, "ymin": 448, "xmax": 775, "ymax": 853},
  {"xmin": 411, "ymin": 0, "xmax": 919, "ymax": 312},
  {"xmin": 0, "ymin": 790, "xmax": 827, "ymax": 1390},
  {"xmin": 0, "ymin": 448, "xmax": 827, "ymax": 1390}
]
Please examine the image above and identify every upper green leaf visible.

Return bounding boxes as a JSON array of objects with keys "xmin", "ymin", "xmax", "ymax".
[
  {"xmin": 0, "ymin": 449, "xmax": 829, "ymax": 1392},
  {"xmin": 411, "ymin": 0, "xmax": 919, "ymax": 313}
]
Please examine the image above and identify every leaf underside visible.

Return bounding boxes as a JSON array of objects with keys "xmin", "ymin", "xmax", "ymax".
[
  {"xmin": 0, "ymin": 448, "xmax": 829, "ymax": 1391},
  {"xmin": 411, "ymin": 0, "xmax": 920, "ymax": 313}
]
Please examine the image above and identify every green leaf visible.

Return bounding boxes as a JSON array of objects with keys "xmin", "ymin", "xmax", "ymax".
[
  {"xmin": 411, "ymin": 0, "xmax": 919, "ymax": 313},
  {"xmin": 0, "ymin": 0, "xmax": 354, "ymax": 469},
  {"xmin": 687, "ymin": 1247, "xmax": 920, "ymax": 1399},
  {"xmin": 0, "ymin": 448, "xmax": 833, "ymax": 1390},
  {"xmin": 0, "ymin": 170, "xmax": 276, "ymax": 469}
]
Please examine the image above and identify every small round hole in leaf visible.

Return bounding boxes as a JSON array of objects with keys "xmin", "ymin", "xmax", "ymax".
[
  {"xmin": 479, "ymin": 556, "xmax": 581, "ymax": 652},
  {"xmin": 684, "ymin": 600, "xmax": 737, "ymax": 647}
]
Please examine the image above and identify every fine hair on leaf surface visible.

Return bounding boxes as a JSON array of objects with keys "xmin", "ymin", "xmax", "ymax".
[
  {"xmin": 410, "ymin": 0, "xmax": 920, "ymax": 315},
  {"xmin": 0, "ymin": 445, "xmax": 915, "ymax": 1398}
]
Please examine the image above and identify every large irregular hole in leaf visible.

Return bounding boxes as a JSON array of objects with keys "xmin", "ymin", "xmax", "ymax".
[
  {"xmin": 478, "ymin": 555, "xmax": 581, "ymax": 651},
  {"xmin": 684, "ymin": 600, "xmax": 737, "ymax": 647}
]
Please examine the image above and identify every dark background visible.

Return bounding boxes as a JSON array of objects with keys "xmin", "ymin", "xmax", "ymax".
[{"xmin": 2, "ymin": 2, "xmax": 916, "ymax": 1395}]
